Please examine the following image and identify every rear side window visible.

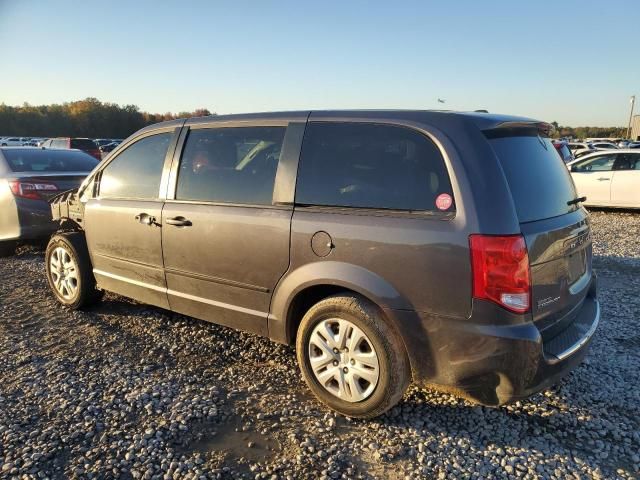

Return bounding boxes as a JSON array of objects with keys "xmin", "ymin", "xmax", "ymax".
[
  {"xmin": 51, "ymin": 139, "xmax": 68, "ymax": 148},
  {"xmin": 176, "ymin": 126, "xmax": 285, "ymax": 205},
  {"xmin": 100, "ymin": 133, "xmax": 172, "ymax": 199},
  {"xmin": 3, "ymin": 149, "xmax": 99, "ymax": 172},
  {"xmin": 70, "ymin": 138, "xmax": 97, "ymax": 150},
  {"xmin": 296, "ymin": 122, "xmax": 454, "ymax": 212},
  {"xmin": 487, "ymin": 134, "xmax": 578, "ymax": 223}
]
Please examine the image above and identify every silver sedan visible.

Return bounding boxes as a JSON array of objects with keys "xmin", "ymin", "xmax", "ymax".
[{"xmin": 0, "ymin": 147, "xmax": 99, "ymax": 256}]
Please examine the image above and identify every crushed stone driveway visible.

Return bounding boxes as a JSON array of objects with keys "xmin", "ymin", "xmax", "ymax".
[{"xmin": 0, "ymin": 210, "xmax": 639, "ymax": 480}]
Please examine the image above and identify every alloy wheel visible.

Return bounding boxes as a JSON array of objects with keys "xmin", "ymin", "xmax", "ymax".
[{"xmin": 49, "ymin": 247, "xmax": 79, "ymax": 300}]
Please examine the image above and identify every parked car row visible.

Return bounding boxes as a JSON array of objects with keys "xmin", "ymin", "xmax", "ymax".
[
  {"xmin": 0, "ymin": 137, "xmax": 123, "ymax": 156},
  {"xmin": 0, "ymin": 137, "xmax": 47, "ymax": 147},
  {"xmin": 552, "ymin": 138, "xmax": 640, "ymax": 165}
]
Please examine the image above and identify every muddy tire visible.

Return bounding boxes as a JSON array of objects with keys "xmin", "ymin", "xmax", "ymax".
[
  {"xmin": 296, "ymin": 294, "xmax": 410, "ymax": 419},
  {"xmin": 45, "ymin": 232, "xmax": 102, "ymax": 309},
  {"xmin": 0, "ymin": 241, "xmax": 17, "ymax": 257}
]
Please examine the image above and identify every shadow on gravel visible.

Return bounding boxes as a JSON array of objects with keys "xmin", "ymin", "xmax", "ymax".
[{"xmin": 187, "ymin": 416, "xmax": 281, "ymax": 466}]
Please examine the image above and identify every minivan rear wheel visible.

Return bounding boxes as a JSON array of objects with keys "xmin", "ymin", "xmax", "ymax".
[
  {"xmin": 296, "ymin": 294, "xmax": 410, "ymax": 418},
  {"xmin": 45, "ymin": 233, "xmax": 102, "ymax": 309}
]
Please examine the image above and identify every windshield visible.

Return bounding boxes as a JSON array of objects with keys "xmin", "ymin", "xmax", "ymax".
[
  {"xmin": 487, "ymin": 134, "xmax": 579, "ymax": 223},
  {"xmin": 3, "ymin": 149, "xmax": 99, "ymax": 172}
]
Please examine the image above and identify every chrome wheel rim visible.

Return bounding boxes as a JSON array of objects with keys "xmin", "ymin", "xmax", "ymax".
[
  {"xmin": 308, "ymin": 318, "xmax": 380, "ymax": 402},
  {"xmin": 49, "ymin": 247, "xmax": 79, "ymax": 300}
]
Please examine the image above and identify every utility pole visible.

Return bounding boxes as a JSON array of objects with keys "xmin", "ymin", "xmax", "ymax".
[{"xmin": 627, "ymin": 95, "xmax": 636, "ymax": 139}]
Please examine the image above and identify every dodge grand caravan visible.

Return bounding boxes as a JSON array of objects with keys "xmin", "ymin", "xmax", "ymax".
[{"xmin": 46, "ymin": 111, "xmax": 599, "ymax": 418}]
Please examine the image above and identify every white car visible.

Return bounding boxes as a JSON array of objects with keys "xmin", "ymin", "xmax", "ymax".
[
  {"xmin": 567, "ymin": 142, "xmax": 596, "ymax": 159},
  {"xmin": 568, "ymin": 149, "xmax": 640, "ymax": 208},
  {"xmin": 0, "ymin": 137, "xmax": 26, "ymax": 146}
]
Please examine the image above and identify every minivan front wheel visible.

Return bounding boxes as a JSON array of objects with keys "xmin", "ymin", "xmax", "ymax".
[
  {"xmin": 45, "ymin": 233, "xmax": 102, "ymax": 309},
  {"xmin": 296, "ymin": 294, "xmax": 410, "ymax": 418}
]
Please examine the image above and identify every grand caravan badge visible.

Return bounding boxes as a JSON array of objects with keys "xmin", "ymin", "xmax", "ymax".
[
  {"xmin": 564, "ymin": 231, "xmax": 591, "ymax": 253},
  {"xmin": 538, "ymin": 296, "xmax": 560, "ymax": 309}
]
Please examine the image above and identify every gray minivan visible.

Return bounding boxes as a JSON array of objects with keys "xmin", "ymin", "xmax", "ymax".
[{"xmin": 46, "ymin": 111, "xmax": 599, "ymax": 418}]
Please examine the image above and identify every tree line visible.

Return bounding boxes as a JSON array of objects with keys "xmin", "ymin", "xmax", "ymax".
[
  {"xmin": 0, "ymin": 99, "xmax": 628, "ymax": 140},
  {"xmin": 549, "ymin": 121, "xmax": 627, "ymax": 140},
  {"xmin": 0, "ymin": 98, "xmax": 214, "ymax": 138}
]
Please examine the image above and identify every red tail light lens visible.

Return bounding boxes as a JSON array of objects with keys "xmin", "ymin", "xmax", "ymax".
[
  {"xmin": 8, "ymin": 180, "xmax": 58, "ymax": 200},
  {"xmin": 469, "ymin": 234, "xmax": 531, "ymax": 313}
]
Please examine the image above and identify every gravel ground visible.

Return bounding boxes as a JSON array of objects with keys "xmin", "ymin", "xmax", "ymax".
[{"xmin": 0, "ymin": 210, "xmax": 639, "ymax": 480}]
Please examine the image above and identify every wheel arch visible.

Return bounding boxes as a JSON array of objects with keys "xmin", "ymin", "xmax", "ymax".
[{"xmin": 268, "ymin": 261, "xmax": 411, "ymax": 346}]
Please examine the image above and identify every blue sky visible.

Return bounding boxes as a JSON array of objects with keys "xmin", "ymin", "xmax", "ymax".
[{"xmin": 0, "ymin": 0, "xmax": 638, "ymax": 126}]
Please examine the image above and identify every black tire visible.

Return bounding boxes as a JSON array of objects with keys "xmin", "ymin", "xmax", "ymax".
[
  {"xmin": 296, "ymin": 294, "xmax": 410, "ymax": 419},
  {"xmin": 0, "ymin": 241, "xmax": 17, "ymax": 257},
  {"xmin": 45, "ymin": 232, "xmax": 102, "ymax": 309}
]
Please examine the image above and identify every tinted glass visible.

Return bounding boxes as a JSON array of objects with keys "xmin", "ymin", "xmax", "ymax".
[
  {"xmin": 573, "ymin": 155, "xmax": 615, "ymax": 172},
  {"xmin": 296, "ymin": 122, "xmax": 453, "ymax": 212},
  {"xmin": 100, "ymin": 133, "xmax": 172, "ymax": 199},
  {"xmin": 176, "ymin": 127, "xmax": 285, "ymax": 205},
  {"xmin": 3, "ymin": 149, "xmax": 99, "ymax": 172},
  {"xmin": 488, "ymin": 135, "xmax": 578, "ymax": 223},
  {"xmin": 71, "ymin": 138, "xmax": 97, "ymax": 150}
]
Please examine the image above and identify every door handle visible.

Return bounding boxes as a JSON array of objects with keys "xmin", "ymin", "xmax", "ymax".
[
  {"xmin": 597, "ymin": 177, "xmax": 611, "ymax": 181},
  {"xmin": 135, "ymin": 213, "xmax": 157, "ymax": 226},
  {"xmin": 165, "ymin": 216, "xmax": 192, "ymax": 227}
]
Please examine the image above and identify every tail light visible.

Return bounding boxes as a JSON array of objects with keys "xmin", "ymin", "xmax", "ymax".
[
  {"xmin": 469, "ymin": 234, "xmax": 531, "ymax": 313},
  {"xmin": 8, "ymin": 180, "xmax": 58, "ymax": 200}
]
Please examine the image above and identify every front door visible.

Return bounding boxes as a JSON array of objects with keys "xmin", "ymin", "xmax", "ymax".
[
  {"xmin": 161, "ymin": 122, "xmax": 296, "ymax": 336},
  {"xmin": 84, "ymin": 130, "xmax": 177, "ymax": 308},
  {"xmin": 610, "ymin": 153, "xmax": 640, "ymax": 207}
]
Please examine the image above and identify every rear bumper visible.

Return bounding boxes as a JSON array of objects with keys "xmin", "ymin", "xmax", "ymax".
[
  {"xmin": 16, "ymin": 198, "xmax": 57, "ymax": 240},
  {"xmin": 389, "ymin": 276, "xmax": 599, "ymax": 406}
]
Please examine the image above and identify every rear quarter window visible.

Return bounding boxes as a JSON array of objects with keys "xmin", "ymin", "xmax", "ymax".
[
  {"xmin": 296, "ymin": 122, "xmax": 454, "ymax": 213},
  {"xmin": 487, "ymin": 133, "xmax": 579, "ymax": 223}
]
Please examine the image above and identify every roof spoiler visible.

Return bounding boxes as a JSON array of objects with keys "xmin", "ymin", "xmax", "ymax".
[{"xmin": 483, "ymin": 121, "xmax": 554, "ymax": 139}]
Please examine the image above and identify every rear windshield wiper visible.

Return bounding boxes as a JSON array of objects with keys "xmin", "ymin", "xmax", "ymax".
[{"xmin": 567, "ymin": 196, "xmax": 587, "ymax": 206}]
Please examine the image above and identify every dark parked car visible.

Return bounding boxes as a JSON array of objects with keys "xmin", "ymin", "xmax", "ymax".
[
  {"xmin": 41, "ymin": 137, "xmax": 102, "ymax": 161},
  {"xmin": 46, "ymin": 111, "xmax": 599, "ymax": 418},
  {"xmin": 0, "ymin": 147, "xmax": 99, "ymax": 256}
]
